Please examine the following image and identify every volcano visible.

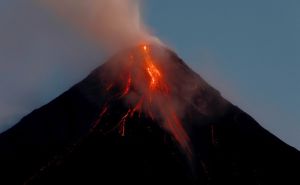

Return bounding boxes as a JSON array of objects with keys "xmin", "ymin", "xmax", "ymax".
[{"xmin": 0, "ymin": 45, "xmax": 299, "ymax": 185}]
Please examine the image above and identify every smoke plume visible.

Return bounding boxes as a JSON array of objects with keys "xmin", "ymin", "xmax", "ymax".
[{"xmin": 42, "ymin": 0, "xmax": 159, "ymax": 52}]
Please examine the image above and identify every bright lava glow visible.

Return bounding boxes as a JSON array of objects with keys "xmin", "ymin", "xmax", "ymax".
[{"xmin": 94, "ymin": 44, "xmax": 192, "ymax": 160}]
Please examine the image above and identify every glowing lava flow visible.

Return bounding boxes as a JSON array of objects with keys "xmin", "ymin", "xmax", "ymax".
[
  {"xmin": 94, "ymin": 44, "xmax": 192, "ymax": 159},
  {"xmin": 143, "ymin": 46, "xmax": 167, "ymax": 91}
]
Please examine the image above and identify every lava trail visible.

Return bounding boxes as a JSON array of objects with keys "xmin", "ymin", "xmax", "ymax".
[{"xmin": 93, "ymin": 44, "xmax": 192, "ymax": 159}]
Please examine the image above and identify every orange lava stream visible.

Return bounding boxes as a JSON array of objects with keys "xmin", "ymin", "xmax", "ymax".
[
  {"xmin": 143, "ymin": 46, "xmax": 169, "ymax": 93},
  {"xmin": 119, "ymin": 109, "xmax": 132, "ymax": 137},
  {"xmin": 121, "ymin": 75, "xmax": 132, "ymax": 97},
  {"xmin": 95, "ymin": 44, "xmax": 191, "ymax": 159}
]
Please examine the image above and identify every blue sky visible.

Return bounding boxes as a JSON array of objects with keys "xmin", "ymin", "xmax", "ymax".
[
  {"xmin": 145, "ymin": 0, "xmax": 300, "ymax": 149},
  {"xmin": 0, "ymin": 0, "xmax": 299, "ymax": 149}
]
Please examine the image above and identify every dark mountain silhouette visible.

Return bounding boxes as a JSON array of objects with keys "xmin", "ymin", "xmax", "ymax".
[{"xmin": 0, "ymin": 46, "xmax": 299, "ymax": 185}]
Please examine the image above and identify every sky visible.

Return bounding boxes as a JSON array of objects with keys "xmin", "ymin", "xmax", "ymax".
[{"xmin": 0, "ymin": 0, "xmax": 299, "ymax": 149}]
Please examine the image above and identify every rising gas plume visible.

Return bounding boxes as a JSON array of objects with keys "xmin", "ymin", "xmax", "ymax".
[{"xmin": 42, "ymin": 0, "xmax": 160, "ymax": 52}]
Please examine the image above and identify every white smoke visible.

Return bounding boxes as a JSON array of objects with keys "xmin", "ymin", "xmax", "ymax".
[{"xmin": 42, "ymin": 0, "xmax": 159, "ymax": 52}]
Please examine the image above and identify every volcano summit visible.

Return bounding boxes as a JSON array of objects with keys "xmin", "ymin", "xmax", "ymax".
[{"xmin": 0, "ymin": 45, "xmax": 299, "ymax": 185}]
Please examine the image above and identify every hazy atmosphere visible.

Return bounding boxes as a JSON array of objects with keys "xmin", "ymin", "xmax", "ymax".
[{"xmin": 0, "ymin": 0, "xmax": 299, "ymax": 150}]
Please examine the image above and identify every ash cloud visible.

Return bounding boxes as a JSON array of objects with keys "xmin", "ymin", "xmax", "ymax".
[{"xmin": 42, "ymin": 0, "xmax": 159, "ymax": 52}]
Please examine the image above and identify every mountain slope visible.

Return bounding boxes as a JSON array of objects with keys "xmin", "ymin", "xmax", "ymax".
[{"xmin": 0, "ymin": 46, "xmax": 299, "ymax": 185}]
